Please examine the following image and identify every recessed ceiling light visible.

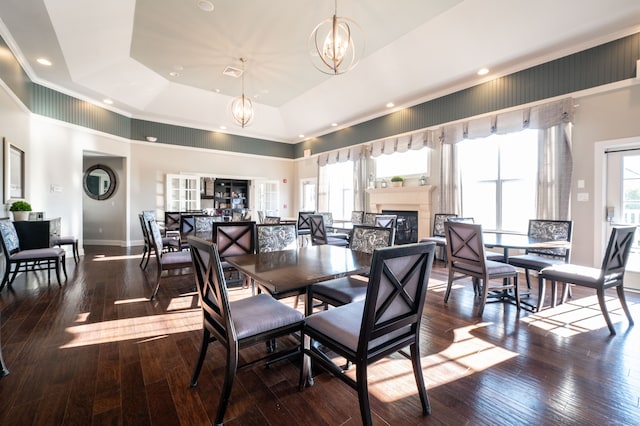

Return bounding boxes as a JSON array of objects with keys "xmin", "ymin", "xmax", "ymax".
[
  {"xmin": 197, "ymin": 0, "xmax": 214, "ymax": 12},
  {"xmin": 220, "ymin": 125, "xmax": 227, "ymax": 130},
  {"xmin": 169, "ymin": 71, "xmax": 181, "ymax": 77},
  {"xmin": 36, "ymin": 58, "xmax": 52, "ymax": 66},
  {"xmin": 103, "ymin": 99, "xmax": 113, "ymax": 105},
  {"xmin": 477, "ymin": 68, "xmax": 489, "ymax": 76},
  {"xmin": 298, "ymin": 134, "xmax": 305, "ymax": 138},
  {"xmin": 386, "ymin": 102, "xmax": 394, "ymax": 108},
  {"xmin": 331, "ymin": 123, "xmax": 338, "ymax": 127}
]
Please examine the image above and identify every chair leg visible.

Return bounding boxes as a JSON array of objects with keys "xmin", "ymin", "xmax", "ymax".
[
  {"xmin": 54, "ymin": 258, "xmax": 62, "ymax": 286},
  {"xmin": 477, "ymin": 279, "xmax": 488, "ymax": 316},
  {"xmin": 356, "ymin": 361, "xmax": 373, "ymax": 426},
  {"xmin": 596, "ymin": 288, "xmax": 616, "ymax": 335},
  {"xmin": 616, "ymin": 284, "xmax": 635, "ymax": 326},
  {"xmin": 410, "ymin": 342, "xmax": 431, "ymax": 415},
  {"xmin": 61, "ymin": 255, "xmax": 67, "ymax": 279},
  {"xmin": 215, "ymin": 348, "xmax": 239, "ymax": 426},
  {"xmin": 537, "ymin": 275, "xmax": 546, "ymax": 312},
  {"xmin": 140, "ymin": 246, "xmax": 148, "ymax": 267},
  {"xmin": 190, "ymin": 329, "xmax": 211, "ymax": 387},
  {"xmin": 0, "ymin": 263, "xmax": 10, "ymax": 291},
  {"xmin": 150, "ymin": 269, "xmax": 162, "ymax": 300},
  {"xmin": 523, "ymin": 268, "xmax": 532, "ymax": 289},
  {"xmin": 444, "ymin": 269, "xmax": 455, "ymax": 302},
  {"xmin": 73, "ymin": 241, "xmax": 79, "ymax": 263},
  {"xmin": 9, "ymin": 262, "xmax": 21, "ymax": 286}
]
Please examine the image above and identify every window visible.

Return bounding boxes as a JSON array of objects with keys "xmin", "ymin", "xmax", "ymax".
[
  {"xmin": 318, "ymin": 161, "xmax": 354, "ymax": 220},
  {"xmin": 300, "ymin": 179, "xmax": 317, "ymax": 212},
  {"xmin": 375, "ymin": 149, "xmax": 429, "ymax": 179},
  {"xmin": 166, "ymin": 174, "xmax": 200, "ymax": 211},
  {"xmin": 623, "ymin": 155, "xmax": 640, "ymax": 250},
  {"xmin": 256, "ymin": 180, "xmax": 279, "ymax": 215},
  {"xmin": 458, "ymin": 129, "xmax": 538, "ymax": 233}
]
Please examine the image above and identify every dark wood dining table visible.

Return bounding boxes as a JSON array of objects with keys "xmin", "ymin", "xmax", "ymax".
[{"xmin": 226, "ymin": 245, "xmax": 372, "ymax": 316}]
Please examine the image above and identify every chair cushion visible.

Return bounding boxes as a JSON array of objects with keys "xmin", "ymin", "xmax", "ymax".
[
  {"xmin": 161, "ymin": 250, "xmax": 192, "ymax": 267},
  {"xmin": 508, "ymin": 254, "xmax": 566, "ymax": 271},
  {"xmin": 451, "ymin": 259, "xmax": 517, "ymax": 276},
  {"xmin": 327, "ymin": 237, "xmax": 349, "ymax": 247},
  {"xmin": 306, "ymin": 302, "xmax": 364, "ymax": 351},
  {"xmin": 313, "ymin": 276, "xmax": 368, "ymax": 305},
  {"xmin": 420, "ymin": 236, "xmax": 446, "ymax": 246},
  {"xmin": 10, "ymin": 247, "xmax": 65, "ymax": 261},
  {"xmin": 53, "ymin": 236, "xmax": 77, "ymax": 245},
  {"xmin": 485, "ymin": 252, "xmax": 505, "ymax": 262},
  {"xmin": 305, "ymin": 301, "xmax": 410, "ymax": 352},
  {"xmin": 231, "ymin": 294, "xmax": 303, "ymax": 340},
  {"xmin": 539, "ymin": 264, "xmax": 602, "ymax": 288}
]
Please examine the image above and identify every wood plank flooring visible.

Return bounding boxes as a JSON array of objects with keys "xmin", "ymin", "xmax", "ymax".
[{"xmin": 1, "ymin": 245, "xmax": 639, "ymax": 425}]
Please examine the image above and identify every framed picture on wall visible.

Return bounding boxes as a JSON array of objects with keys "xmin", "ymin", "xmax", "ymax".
[{"xmin": 3, "ymin": 137, "xmax": 25, "ymax": 203}]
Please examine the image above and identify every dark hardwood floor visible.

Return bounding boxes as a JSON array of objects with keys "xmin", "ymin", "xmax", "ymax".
[{"xmin": 1, "ymin": 245, "xmax": 639, "ymax": 425}]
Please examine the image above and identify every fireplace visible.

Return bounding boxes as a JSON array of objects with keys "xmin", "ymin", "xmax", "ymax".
[
  {"xmin": 382, "ymin": 210, "xmax": 418, "ymax": 244},
  {"xmin": 367, "ymin": 185, "xmax": 434, "ymax": 241}
]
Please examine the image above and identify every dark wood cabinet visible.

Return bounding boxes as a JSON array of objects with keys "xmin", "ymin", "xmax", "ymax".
[
  {"xmin": 213, "ymin": 179, "xmax": 248, "ymax": 211},
  {"xmin": 13, "ymin": 218, "xmax": 61, "ymax": 249}
]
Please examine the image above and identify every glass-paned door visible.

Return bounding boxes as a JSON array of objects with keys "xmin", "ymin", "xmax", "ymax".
[{"xmin": 166, "ymin": 174, "xmax": 200, "ymax": 212}]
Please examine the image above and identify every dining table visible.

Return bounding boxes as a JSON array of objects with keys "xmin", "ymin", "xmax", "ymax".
[
  {"xmin": 482, "ymin": 231, "xmax": 571, "ymax": 311},
  {"xmin": 225, "ymin": 244, "xmax": 372, "ymax": 316}
]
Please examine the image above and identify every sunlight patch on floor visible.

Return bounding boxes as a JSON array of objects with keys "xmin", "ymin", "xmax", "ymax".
[
  {"xmin": 367, "ymin": 322, "xmax": 518, "ymax": 402},
  {"xmin": 60, "ymin": 310, "xmax": 201, "ymax": 348},
  {"xmin": 521, "ymin": 295, "xmax": 637, "ymax": 336},
  {"xmin": 92, "ymin": 254, "xmax": 145, "ymax": 261}
]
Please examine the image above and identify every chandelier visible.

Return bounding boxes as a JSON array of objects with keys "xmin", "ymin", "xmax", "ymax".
[
  {"xmin": 309, "ymin": 0, "xmax": 363, "ymax": 75},
  {"xmin": 230, "ymin": 58, "xmax": 254, "ymax": 128}
]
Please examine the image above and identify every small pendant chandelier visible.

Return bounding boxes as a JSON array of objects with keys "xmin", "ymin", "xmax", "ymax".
[
  {"xmin": 309, "ymin": 0, "xmax": 364, "ymax": 75},
  {"xmin": 230, "ymin": 58, "xmax": 254, "ymax": 128}
]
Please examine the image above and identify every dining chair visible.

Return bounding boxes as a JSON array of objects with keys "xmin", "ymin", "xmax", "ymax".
[
  {"xmin": 296, "ymin": 211, "xmax": 314, "ymax": 246},
  {"xmin": 140, "ymin": 212, "xmax": 184, "ymax": 269},
  {"xmin": 310, "ymin": 225, "xmax": 396, "ymax": 308},
  {"xmin": 187, "ymin": 236, "xmax": 304, "ymax": 426},
  {"xmin": 263, "ymin": 216, "xmax": 281, "ymax": 224},
  {"xmin": 351, "ymin": 210, "xmax": 364, "ymax": 225},
  {"xmin": 444, "ymin": 221, "xmax": 520, "ymax": 316},
  {"xmin": 374, "ymin": 214, "xmax": 397, "ymax": 229},
  {"xmin": 507, "ymin": 219, "xmax": 573, "ymax": 311},
  {"xmin": 212, "ymin": 221, "xmax": 256, "ymax": 287},
  {"xmin": 164, "ymin": 211, "xmax": 181, "ymax": 231},
  {"xmin": 540, "ymin": 226, "xmax": 636, "ymax": 335},
  {"xmin": 362, "ymin": 212, "xmax": 377, "ymax": 226},
  {"xmin": 194, "ymin": 215, "xmax": 214, "ymax": 240},
  {"xmin": 420, "ymin": 213, "xmax": 457, "ymax": 260},
  {"xmin": 256, "ymin": 223, "xmax": 298, "ymax": 253},
  {"xmin": 0, "ymin": 220, "xmax": 67, "ymax": 291},
  {"xmin": 147, "ymin": 219, "xmax": 193, "ymax": 300},
  {"xmin": 300, "ymin": 242, "xmax": 436, "ymax": 425},
  {"xmin": 309, "ymin": 214, "xmax": 349, "ymax": 247},
  {"xmin": 52, "ymin": 236, "xmax": 79, "ymax": 263}
]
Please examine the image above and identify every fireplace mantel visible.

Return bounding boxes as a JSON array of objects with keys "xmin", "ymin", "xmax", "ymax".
[{"xmin": 367, "ymin": 185, "xmax": 435, "ymax": 240}]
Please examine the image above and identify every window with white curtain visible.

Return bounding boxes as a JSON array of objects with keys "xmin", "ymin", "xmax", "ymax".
[
  {"xmin": 458, "ymin": 129, "xmax": 538, "ymax": 233},
  {"xmin": 318, "ymin": 161, "xmax": 354, "ymax": 221}
]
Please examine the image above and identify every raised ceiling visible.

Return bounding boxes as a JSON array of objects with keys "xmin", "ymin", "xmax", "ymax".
[{"xmin": 0, "ymin": 0, "xmax": 639, "ymax": 143}]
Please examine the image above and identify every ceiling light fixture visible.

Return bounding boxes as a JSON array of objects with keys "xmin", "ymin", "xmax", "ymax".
[
  {"xmin": 478, "ymin": 68, "xmax": 489, "ymax": 76},
  {"xmin": 36, "ymin": 58, "xmax": 52, "ymax": 66},
  {"xmin": 309, "ymin": 0, "xmax": 363, "ymax": 75},
  {"xmin": 229, "ymin": 58, "xmax": 254, "ymax": 128}
]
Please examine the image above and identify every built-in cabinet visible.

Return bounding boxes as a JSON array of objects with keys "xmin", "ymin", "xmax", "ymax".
[{"xmin": 200, "ymin": 177, "xmax": 250, "ymax": 215}]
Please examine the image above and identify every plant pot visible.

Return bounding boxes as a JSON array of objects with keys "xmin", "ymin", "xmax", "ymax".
[
  {"xmin": 391, "ymin": 181, "xmax": 403, "ymax": 187},
  {"xmin": 11, "ymin": 211, "xmax": 29, "ymax": 221}
]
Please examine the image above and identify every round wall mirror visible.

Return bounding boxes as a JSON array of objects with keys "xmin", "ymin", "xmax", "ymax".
[{"xmin": 83, "ymin": 164, "xmax": 117, "ymax": 200}]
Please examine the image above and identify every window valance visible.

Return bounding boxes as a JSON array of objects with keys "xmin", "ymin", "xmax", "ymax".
[{"xmin": 439, "ymin": 98, "xmax": 574, "ymax": 144}]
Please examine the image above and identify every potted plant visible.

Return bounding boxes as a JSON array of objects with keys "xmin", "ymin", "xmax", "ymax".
[
  {"xmin": 390, "ymin": 176, "xmax": 404, "ymax": 187},
  {"xmin": 9, "ymin": 200, "xmax": 32, "ymax": 221}
]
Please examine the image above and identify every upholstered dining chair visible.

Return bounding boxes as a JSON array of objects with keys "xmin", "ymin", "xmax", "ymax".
[
  {"xmin": 296, "ymin": 211, "xmax": 314, "ymax": 246},
  {"xmin": 187, "ymin": 236, "xmax": 304, "ymax": 426},
  {"xmin": 256, "ymin": 223, "xmax": 298, "ymax": 253},
  {"xmin": 444, "ymin": 221, "xmax": 520, "ymax": 316},
  {"xmin": 140, "ymin": 211, "xmax": 183, "ymax": 270},
  {"xmin": 300, "ymin": 242, "xmax": 436, "ymax": 425},
  {"xmin": 0, "ymin": 220, "xmax": 67, "ymax": 291},
  {"xmin": 507, "ymin": 219, "xmax": 573, "ymax": 311},
  {"xmin": 263, "ymin": 216, "xmax": 281, "ymax": 224},
  {"xmin": 420, "ymin": 213, "xmax": 458, "ymax": 260},
  {"xmin": 363, "ymin": 212, "xmax": 377, "ymax": 226},
  {"xmin": 147, "ymin": 219, "xmax": 193, "ymax": 300},
  {"xmin": 164, "ymin": 211, "xmax": 181, "ymax": 231},
  {"xmin": 212, "ymin": 221, "xmax": 256, "ymax": 287},
  {"xmin": 540, "ymin": 226, "xmax": 636, "ymax": 335},
  {"xmin": 310, "ymin": 225, "xmax": 397, "ymax": 309},
  {"xmin": 309, "ymin": 214, "xmax": 349, "ymax": 247},
  {"xmin": 350, "ymin": 210, "xmax": 364, "ymax": 225},
  {"xmin": 374, "ymin": 214, "xmax": 397, "ymax": 229}
]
